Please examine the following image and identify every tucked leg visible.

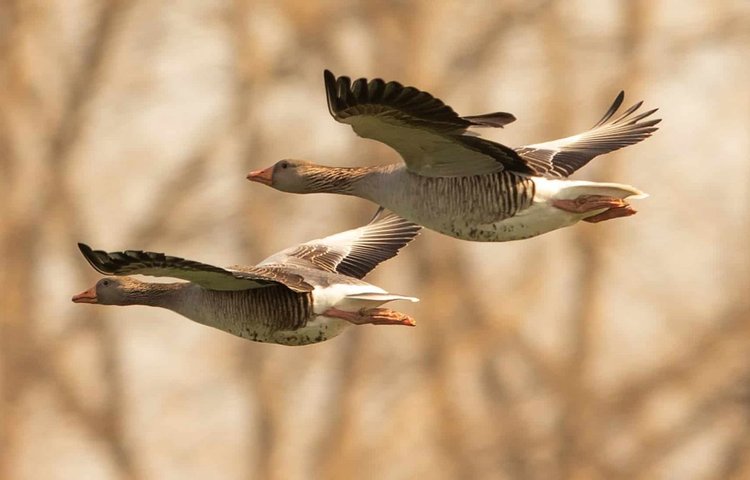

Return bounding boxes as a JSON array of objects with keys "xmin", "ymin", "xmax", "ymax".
[
  {"xmin": 581, "ymin": 204, "xmax": 637, "ymax": 223},
  {"xmin": 322, "ymin": 307, "xmax": 416, "ymax": 326},
  {"xmin": 552, "ymin": 195, "xmax": 637, "ymax": 223}
]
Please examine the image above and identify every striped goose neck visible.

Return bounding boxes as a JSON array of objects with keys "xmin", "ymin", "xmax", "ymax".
[
  {"xmin": 303, "ymin": 165, "xmax": 385, "ymax": 195},
  {"xmin": 121, "ymin": 282, "xmax": 188, "ymax": 307}
]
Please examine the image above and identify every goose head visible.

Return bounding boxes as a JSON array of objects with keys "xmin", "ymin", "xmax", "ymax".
[
  {"xmin": 72, "ymin": 277, "xmax": 151, "ymax": 305},
  {"xmin": 246, "ymin": 159, "xmax": 328, "ymax": 193}
]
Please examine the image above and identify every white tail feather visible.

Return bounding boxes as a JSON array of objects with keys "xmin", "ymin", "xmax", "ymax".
[
  {"xmin": 346, "ymin": 293, "xmax": 419, "ymax": 303},
  {"xmin": 537, "ymin": 178, "xmax": 647, "ymax": 201}
]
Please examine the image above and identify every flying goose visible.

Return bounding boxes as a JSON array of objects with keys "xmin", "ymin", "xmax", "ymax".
[
  {"xmin": 247, "ymin": 70, "xmax": 660, "ymax": 242},
  {"xmin": 71, "ymin": 209, "xmax": 420, "ymax": 346}
]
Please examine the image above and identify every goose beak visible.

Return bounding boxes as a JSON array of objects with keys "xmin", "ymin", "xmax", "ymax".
[
  {"xmin": 246, "ymin": 167, "xmax": 274, "ymax": 186},
  {"xmin": 72, "ymin": 286, "xmax": 98, "ymax": 304}
]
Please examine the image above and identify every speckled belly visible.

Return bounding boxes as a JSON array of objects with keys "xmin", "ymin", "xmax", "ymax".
[
  {"xmin": 267, "ymin": 316, "xmax": 350, "ymax": 346},
  {"xmin": 215, "ymin": 314, "xmax": 350, "ymax": 346},
  {"xmin": 440, "ymin": 201, "xmax": 583, "ymax": 242}
]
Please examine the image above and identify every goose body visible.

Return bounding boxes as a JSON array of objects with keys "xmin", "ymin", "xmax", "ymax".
[
  {"xmin": 248, "ymin": 70, "xmax": 659, "ymax": 242},
  {"xmin": 356, "ymin": 167, "xmax": 643, "ymax": 241},
  {"xmin": 72, "ymin": 210, "xmax": 420, "ymax": 346}
]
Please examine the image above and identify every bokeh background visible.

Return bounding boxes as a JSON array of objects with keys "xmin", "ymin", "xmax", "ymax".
[{"xmin": 2, "ymin": 1, "xmax": 750, "ymax": 479}]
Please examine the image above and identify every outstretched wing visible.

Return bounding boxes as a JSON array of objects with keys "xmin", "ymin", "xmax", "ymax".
[
  {"xmin": 324, "ymin": 70, "xmax": 533, "ymax": 177},
  {"xmin": 516, "ymin": 91, "xmax": 661, "ymax": 178},
  {"xmin": 77, "ymin": 243, "xmax": 312, "ymax": 292},
  {"xmin": 258, "ymin": 208, "xmax": 421, "ymax": 279}
]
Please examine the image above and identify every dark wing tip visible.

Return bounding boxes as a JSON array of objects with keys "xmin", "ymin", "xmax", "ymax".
[
  {"xmin": 321, "ymin": 70, "xmax": 473, "ymax": 131},
  {"xmin": 592, "ymin": 91, "xmax": 626, "ymax": 128},
  {"xmin": 367, "ymin": 206, "xmax": 387, "ymax": 224},
  {"xmin": 462, "ymin": 111, "xmax": 517, "ymax": 128},
  {"xmin": 592, "ymin": 91, "xmax": 663, "ymax": 131},
  {"xmin": 628, "ymin": 108, "xmax": 660, "ymax": 125},
  {"xmin": 323, "ymin": 69, "xmax": 339, "ymax": 117},
  {"xmin": 77, "ymin": 243, "xmax": 113, "ymax": 275}
]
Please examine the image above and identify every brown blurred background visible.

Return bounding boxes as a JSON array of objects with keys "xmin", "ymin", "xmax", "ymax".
[{"xmin": 2, "ymin": 0, "xmax": 750, "ymax": 479}]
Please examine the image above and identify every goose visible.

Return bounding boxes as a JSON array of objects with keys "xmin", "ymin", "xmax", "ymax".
[
  {"xmin": 247, "ymin": 70, "xmax": 660, "ymax": 242},
  {"xmin": 71, "ymin": 209, "xmax": 420, "ymax": 346}
]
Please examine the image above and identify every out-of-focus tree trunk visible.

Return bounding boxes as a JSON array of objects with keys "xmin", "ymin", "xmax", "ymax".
[{"xmin": 556, "ymin": 1, "xmax": 650, "ymax": 478}]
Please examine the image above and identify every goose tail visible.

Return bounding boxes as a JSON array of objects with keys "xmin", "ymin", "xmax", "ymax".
[
  {"xmin": 538, "ymin": 179, "xmax": 647, "ymax": 224},
  {"xmin": 345, "ymin": 293, "xmax": 419, "ymax": 303},
  {"xmin": 552, "ymin": 180, "xmax": 648, "ymax": 201}
]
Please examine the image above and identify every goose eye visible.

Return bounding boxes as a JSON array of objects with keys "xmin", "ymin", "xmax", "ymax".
[
  {"xmin": 102, "ymin": 279, "xmax": 110, "ymax": 287},
  {"xmin": 279, "ymin": 161, "xmax": 289, "ymax": 169}
]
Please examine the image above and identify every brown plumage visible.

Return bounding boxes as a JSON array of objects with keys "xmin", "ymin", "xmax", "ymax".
[
  {"xmin": 72, "ymin": 209, "xmax": 421, "ymax": 346},
  {"xmin": 247, "ymin": 70, "xmax": 659, "ymax": 242}
]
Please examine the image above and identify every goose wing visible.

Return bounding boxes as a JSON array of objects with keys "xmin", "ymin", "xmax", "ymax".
[
  {"xmin": 516, "ymin": 92, "xmax": 661, "ymax": 178},
  {"xmin": 77, "ymin": 243, "xmax": 312, "ymax": 292},
  {"xmin": 258, "ymin": 208, "xmax": 420, "ymax": 279},
  {"xmin": 324, "ymin": 70, "xmax": 533, "ymax": 177}
]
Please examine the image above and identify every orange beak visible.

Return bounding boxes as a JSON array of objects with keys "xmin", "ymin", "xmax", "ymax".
[
  {"xmin": 72, "ymin": 286, "xmax": 98, "ymax": 304},
  {"xmin": 246, "ymin": 166, "xmax": 274, "ymax": 186}
]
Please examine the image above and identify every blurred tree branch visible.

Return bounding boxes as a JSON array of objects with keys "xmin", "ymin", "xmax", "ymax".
[{"xmin": 2, "ymin": 1, "xmax": 749, "ymax": 479}]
